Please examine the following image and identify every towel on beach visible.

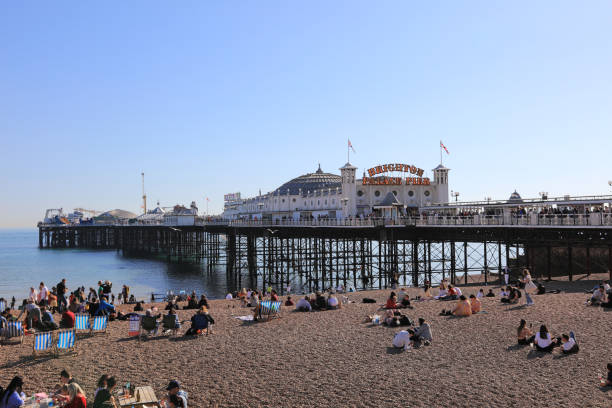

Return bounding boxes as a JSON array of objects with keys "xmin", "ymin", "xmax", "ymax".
[{"xmin": 234, "ymin": 315, "xmax": 254, "ymax": 321}]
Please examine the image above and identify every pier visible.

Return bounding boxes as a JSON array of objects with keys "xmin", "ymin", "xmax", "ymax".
[{"xmin": 38, "ymin": 214, "xmax": 612, "ymax": 293}]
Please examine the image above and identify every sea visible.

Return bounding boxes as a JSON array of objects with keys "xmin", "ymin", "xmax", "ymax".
[{"xmin": 0, "ymin": 229, "xmax": 230, "ymax": 301}]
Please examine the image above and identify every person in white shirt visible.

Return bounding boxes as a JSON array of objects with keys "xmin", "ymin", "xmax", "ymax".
[
  {"xmin": 503, "ymin": 266, "xmax": 510, "ymax": 285},
  {"xmin": 476, "ymin": 289, "xmax": 484, "ymax": 299},
  {"xmin": 561, "ymin": 333, "xmax": 579, "ymax": 354},
  {"xmin": 533, "ymin": 325, "xmax": 557, "ymax": 352},
  {"xmin": 392, "ymin": 330, "xmax": 412, "ymax": 350},
  {"xmin": 38, "ymin": 282, "xmax": 49, "ymax": 306},
  {"xmin": 28, "ymin": 287, "xmax": 38, "ymax": 303},
  {"xmin": 225, "ymin": 293, "xmax": 233, "ymax": 300},
  {"xmin": 454, "ymin": 287, "xmax": 462, "ymax": 297}
]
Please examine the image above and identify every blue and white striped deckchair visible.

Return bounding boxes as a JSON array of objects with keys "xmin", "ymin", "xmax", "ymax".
[
  {"xmin": 91, "ymin": 316, "xmax": 107, "ymax": 334},
  {"xmin": 4, "ymin": 321, "xmax": 24, "ymax": 344},
  {"xmin": 74, "ymin": 314, "xmax": 90, "ymax": 334},
  {"xmin": 0, "ymin": 300, "xmax": 6, "ymax": 313},
  {"xmin": 258, "ymin": 300, "xmax": 282, "ymax": 321},
  {"xmin": 55, "ymin": 329, "xmax": 76, "ymax": 355},
  {"xmin": 33, "ymin": 331, "xmax": 54, "ymax": 356}
]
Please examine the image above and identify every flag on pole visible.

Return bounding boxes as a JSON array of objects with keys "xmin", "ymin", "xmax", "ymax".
[
  {"xmin": 440, "ymin": 140, "xmax": 449, "ymax": 155},
  {"xmin": 348, "ymin": 139, "xmax": 356, "ymax": 154}
]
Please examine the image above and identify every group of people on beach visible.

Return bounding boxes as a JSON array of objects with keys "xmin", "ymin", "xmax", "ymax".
[{"xmin": 0, "ymin": 370, "xmax": 188, "ymax": 408}]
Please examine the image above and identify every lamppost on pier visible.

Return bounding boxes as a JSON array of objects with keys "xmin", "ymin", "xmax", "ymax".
[
  {"xmin": 451, "ymin": 190, "xmax": 460, "ymax": 202},
  {"xmin": 539, "ymin": 191, "xmax": 549, "ymax": 200}
]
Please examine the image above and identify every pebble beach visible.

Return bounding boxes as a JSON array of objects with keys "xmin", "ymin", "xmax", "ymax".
[{"xmin": 1, "ymin": 274, "xmax": 610, "ymax": 407}]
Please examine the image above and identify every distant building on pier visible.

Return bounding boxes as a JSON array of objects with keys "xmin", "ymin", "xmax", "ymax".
[{"xmin": 222, "ymin": 161, "xmax": 449, "ymax": 221}]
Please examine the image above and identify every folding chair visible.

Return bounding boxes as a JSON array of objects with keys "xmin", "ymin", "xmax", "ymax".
[
  {"xmin": 258, "ymin": 300, "xmax": 282, "ymax": 321},
  {"xmin": 55, "ymin": 329, "xmax": 76, "ymax": 356},
  {"xmin": 33, "ymin": 331, "xmax": 54, "ymax": 356},
  {"xmin": 74, "ymin": 314, "xmax": 90, "ymax": 335},
  {"xmin": 139, "ymin": 315, "xmax": 159, "ymax": 341},
  {"xmin": 4, "ymin": 321, "xmax": 24, "ymax": 344},
  {"xmin": 161, "ymin": 314, "xmax": 180, "ymax": 337},
  {"xmin": 91, "ymin": 315, "xmax": 108, "ymax": 334},
  {"xmin": 189, "ymin": 314, "xmax": 209, "ymax": 336}
]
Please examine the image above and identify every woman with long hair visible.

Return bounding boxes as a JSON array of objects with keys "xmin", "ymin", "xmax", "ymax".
[
  {"xmin": 65, "ymin": 383, "xmax": 87, "ymax": 408},
  {"xmin": 0, "ymin": 376, "xmax": 24, "ymax": 407},
  {"xmin": 517, "ymin": 319, "xmax": 535, "ymax": 345},
  {"xmin": 533, "ymin": 324, "xmax": 557, "ymax": 352}
]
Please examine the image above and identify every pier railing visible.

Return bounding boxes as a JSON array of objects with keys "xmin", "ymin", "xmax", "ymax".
[{"xmin": 38, "ymin": 212, "xmax": 612, "ymax": 228}]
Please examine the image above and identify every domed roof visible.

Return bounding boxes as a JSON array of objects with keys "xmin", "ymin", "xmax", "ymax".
[
  {"xmin": 277, "ymin": 165, "xmax": 342, "ymax": 195},
  {"xmin": 508, "ymin": 190, "xmax": 523, "ymax": 203}
]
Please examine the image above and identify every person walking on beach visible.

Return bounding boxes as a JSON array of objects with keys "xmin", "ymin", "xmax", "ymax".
[
  {"xmin": 503, "ymin": 266, "xmax": 510, "ymax": 286},
  {"xmin": 521, "ymin": 269, "xmax": 536, "ymax": 306}
]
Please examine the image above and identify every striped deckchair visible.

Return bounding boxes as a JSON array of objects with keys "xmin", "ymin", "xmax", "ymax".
[
  {"xmin": 91, "ymin": 316, "xmax": 108, "ymax": 334},
  {"xmin": 0, "ymin": 300, "xmax": 6, "ymax": 313},
  {"xmin": 4, "ymin": 321, "xmax": 24, "ymax": 344},
  {"xmin": 258, "ymin": 300, "xmax": 282, "ymax": 321},
  {"xmin": 55, "ymin": 329, "xmax": 76, "ymax": 355},
  {"xmin": 74, "ymin": 314, "xmax": 90, "ymax": 334},
  {"xmin": 33, "ymin": 331, "xmax": 54, "ymax": 356}
]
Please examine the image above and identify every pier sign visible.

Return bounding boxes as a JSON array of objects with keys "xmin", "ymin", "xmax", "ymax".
[{"xmin": 364, "ymin": 163, "xmax": 429, "ymax": 185}]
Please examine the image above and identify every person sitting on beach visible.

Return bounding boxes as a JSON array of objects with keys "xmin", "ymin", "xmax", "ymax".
[
  {"xmin": 452, "ymin": 295, "xmax": 472, "ymax": 316},
  {"xmin": 501, "ymin": 287, "xmax": 520, "ymax": 304},
  {"xmin": 64, "ymin": 383, "xmax": 86, "ymax": 408},
  {"xmin": 500, "ymin": 287, "xmax": 510, "ymax": 298},
  {"xmin": 164, "ymin": 307, "xmax": 181, "ymax": 331},
  {"xmin": 476, "ymin": 289, "xmax": 484, "ymax": 299},
  {"xmin": 40, "ymin": 305, "xmax": 58, "ymax": 331},
  {"xmin": 485, "ymin": 289, "xmax": 495, "ymax": 297},
  {"xmin": 92, "ymin": 375, "xmax": 116, "ymax": 408},
  {"xmin": 398, "ymin": 288, "xmax": 408, "ymax": 303},
  {"xmin": 454, "ymin": 286, "xmax": 463, "ymax": 298},
  {"xmin": 161, "ymin": 380, "xmax": 188, "ymax": 408},
  {"xmin": 392, "ymin": 329, "xmax": 413, "ymax": 350},
  {"xmin": 441, "ymin": 295, "xmax": 471, "ymax": 316},
  {"xmin": 0, "ymin": 376, "xmax": 25, "ymax": 408},
  {"xmin": 439, "ymin": 285, "xmax": 458, "ymax": 301},
  {"xmin": 284, "ymin": 296, "xmax": 294, "ymax": 307},
  {"xmin": 270, "ymin": 290, "xmax": 280, "ymax": 302},
  {"xmin": 385, "ymin": 293, "xmax": 399, "ymax": 309},
  {"xmin": 421, "ymin": 284, "xmax": 433, "ymax": 300},
  {"xmin": 533, "ymin": 325, "xmax": 558, "ymax": 352},
  {"xmin": 295, "ymin": 296, "xmax": 312, "ymax": 312},
  {"xmin": 327, "ymin": 294, "xmax": 341, "ymax": 310},
  {"xmin": 197, "ymin": 295, "xmax": 209, "ymax": 309},
  {"xmin": 186, "ymin": 306, "xmax": 212, "ymax": 335},
  {"xmin": 517, "ymin": 319, "xmax": 535, "ymax": 345},
  {"xmin": 314, "ymin": 292, "xmax": 327, "ymax": 311},
  {"xmin": 560, "ymin": 333, "xmax": 579, "ymax": 354},
  {"xmin": 587, "ymin": 286, "xmax": 607, "ymax": 306},
  {"xmin": 469, "ymin": 294, "xmax": 481, "ymax": 314},
  {"xmin": 133, "ymin": 301, "xmax": 144, "ymax": 312},
  {"xmin": 185, "ymin": 295, "xmax": 198, "ymax": 310},
  {"xmin": 93, "ymin": 375, "xmax": 108, "ymax": 399},
  {"xmin": 536, "ymin": 283, "xmax": 546, "ymax": 295},
  {"xmin": 96, "ymin": 296, "xmax": 115, "ymax": 317},
  {"xmin": 225, "ymin": 293, "xmax": 233, "ymax": 300},
  {"xmin": 438, "ymin": 281, "xmax": 448, "ymax": 298},
  {"xmin": 409, "ymin": 317, "xmax": 433, "ymax": 347}
]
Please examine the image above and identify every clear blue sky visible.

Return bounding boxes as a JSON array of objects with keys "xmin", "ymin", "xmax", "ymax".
[{"xmin": 2, "ymin": 1, "xmax": 611, "ymax": 227}]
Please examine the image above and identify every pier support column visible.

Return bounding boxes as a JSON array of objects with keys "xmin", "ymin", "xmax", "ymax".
[
  {"xmin": 608, "ymin": 246, "xmax": 612, "ymax": 281},
  {"xmin": 586, "ymin": 246, "xmax": 591, "ymax": 276},
  {"xmin": 547, "ymin": 246, "xmax": 552, "ymax": 281},
  {"xmin": 450, "ymin": 242, "xmax": 456, "ymax": 285},
  {"xmin": 567, "ymin": 246, "xmax": 573, "ymax": 282},
  {"xmin": 463, "ymin": 241, "xmax": 468, "ymax": 285}
]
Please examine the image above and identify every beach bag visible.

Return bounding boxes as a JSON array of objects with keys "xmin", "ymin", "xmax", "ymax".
[
  {"xmin": 362, "ymin": 298, "xmax": 376, "ymax": 304},
  {"xmin": 526, "ymin": 280, "xmax": 537, "ymax": 293}
]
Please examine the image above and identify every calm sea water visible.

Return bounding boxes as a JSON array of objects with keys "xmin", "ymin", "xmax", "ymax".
[{"xmin": 0, "ymin": 229, "xmax": 230, "ymax": 301}]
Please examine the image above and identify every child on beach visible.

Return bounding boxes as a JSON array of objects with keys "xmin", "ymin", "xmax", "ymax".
[{"xmin": 560, "ymin": 333, "xmax": 579, "ymax": 354}]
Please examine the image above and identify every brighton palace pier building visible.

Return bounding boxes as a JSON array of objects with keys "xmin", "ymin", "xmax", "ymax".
[{"xmin": 222, "ymin": 161, "xmax": 449, "ymax": 221}]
